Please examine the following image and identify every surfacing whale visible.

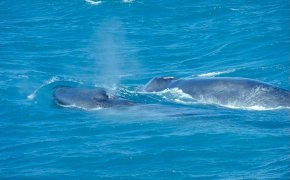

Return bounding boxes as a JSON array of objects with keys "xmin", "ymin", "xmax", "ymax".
[
  {"xmin": 53, "ymin": 86, "xmax": 134, "ymax": 109},
  {"xmin": 144, "ymin": 77, "xmax": 290, "ymax": 109}
]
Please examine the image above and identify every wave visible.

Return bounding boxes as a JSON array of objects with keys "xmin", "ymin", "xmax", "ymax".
[
  {"xmin": 84, "ymin": 0, "xmax": 134, "ymax": 5},
  {"xmin": 85, "ymin": 0, "xmax": 102, "ymax": 5},
  {"xmin": 198, "ymin": 43, "xmax": 229, "ymax": 58},
  {"xmin": 230, "ymin": 8, "xmax": 241, "ymax": 11},
  {"xmin": 27, "ymin": 76, "xmax": 60, "ymax": 100},
  {"xmin": 197, "ymin": 69, "xmax": 236, "ymax": 77},
  {"xmin": 122, "ymin": 0, "xmax": 134, "ymax": 3},
  {"xmin": 27, "ymin": 76, "xmax": 82, "ymax": 100}
]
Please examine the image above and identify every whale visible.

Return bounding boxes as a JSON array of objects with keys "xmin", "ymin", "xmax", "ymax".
[
  {"xmin": 53, "ymin": 86, "xmax": 135, "ymax": 109},
  {"xmin": 144, "ymin": 77, "xmax": 290, "ymax": 109}
]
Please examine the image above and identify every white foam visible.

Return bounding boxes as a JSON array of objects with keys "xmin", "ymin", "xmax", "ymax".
[
  {"xmin": 56, "ymin": 103, "xmax": 103, "ymax": 111},
  {"xmin": 156, "ymin": 88, "xmax": 192, "ymax": 98},
  {"xmin": 85, "ymin": 0, "xmax": 102, "ymax": 5},
  {"xmin": 154, "ymin": 88, "xmax": 198, "ymax": 105},
  {"xmin": 163, "ymin": 77, "xmax": 176, "ymax": 79},
  {"xmin": 122, "ymin": 0, "xmax": 134, "ymax": 3},
  {"xmin": 220, "ymin": 104, "xmax": 289, "ymax": 111},
  {"xmin": 230, "ymin": 8, "xmax": 241, "ymax": 11},
  {"xmin": 27, "ymin": 76, "xmax": 60, "ymax": 100},
  {"xmin": 197, "ymin": 69, "xmax": 236, "ymax": 77},
  {"xmin": 27, "ymin": 94, "xmax": 35, "ymax": 100}
]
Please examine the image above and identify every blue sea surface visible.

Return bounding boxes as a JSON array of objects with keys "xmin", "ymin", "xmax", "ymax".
[{"xmin": 1, "ymin": 0, "xmax": 290, "ymax": 179}]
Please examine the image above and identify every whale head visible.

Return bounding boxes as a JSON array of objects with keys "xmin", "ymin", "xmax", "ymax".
[
  {"xmin": 144, "ymin": 77, "xmax": 177, "ymax": 92},
  {"xmin": 53, "ymin": 86, "xmax": 135, "ymax": 109},
  {"xmin": 53, "ymin": 86, "xmax": 111, "ymax": 108}
]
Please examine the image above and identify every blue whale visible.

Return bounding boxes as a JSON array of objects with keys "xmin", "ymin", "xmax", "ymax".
[
  {"xmin": 53, "ymin": 86, "xmax": 134, "ymax": 109},
  {"xmin": 144, "ymin": 77, "xmax": 290, "ymax": 109}
]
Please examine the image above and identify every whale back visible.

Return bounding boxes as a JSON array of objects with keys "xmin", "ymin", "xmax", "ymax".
[
  {"xmin": 171, "ymin": 77, "xmax": 290, "ymax": 108},
  {"xmin": 144, "ymin": 77, "xmax": 290, "ymax": 108},
  {"xmin": 144, "ymin": 77, "xmax": 176, "ymax": 92}
]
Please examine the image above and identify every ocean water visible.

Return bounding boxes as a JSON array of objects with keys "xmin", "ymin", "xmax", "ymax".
[{"xmin": 1, "ymin": 0, "xmax": 290, "ymax": 179}]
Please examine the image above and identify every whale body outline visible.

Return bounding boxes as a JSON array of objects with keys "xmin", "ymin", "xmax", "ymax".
[{"xmin": 144, "ymin": 77, "xmax": 290, "ymax": 109}]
